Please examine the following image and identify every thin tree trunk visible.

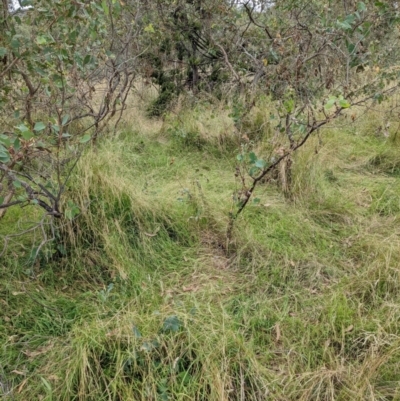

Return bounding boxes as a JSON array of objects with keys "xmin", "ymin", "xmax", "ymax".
[{"xmin": 0, "ymin": 190, "xmax": 15, "ymax": 220}]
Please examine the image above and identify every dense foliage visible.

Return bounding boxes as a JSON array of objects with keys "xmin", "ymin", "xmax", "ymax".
[{"xmin": 1, "ymin": 1, "xmax": 399, "ymax": 230}]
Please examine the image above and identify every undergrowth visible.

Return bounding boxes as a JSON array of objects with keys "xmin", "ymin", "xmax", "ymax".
[{"xmin": 1, "ymin": 97, "xmax": 400, "ymax": 400}]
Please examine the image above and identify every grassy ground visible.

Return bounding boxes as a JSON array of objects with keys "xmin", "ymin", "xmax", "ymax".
[{"xmin": 1, "ymin": 95, "xmax": 400, "ymax": 400}]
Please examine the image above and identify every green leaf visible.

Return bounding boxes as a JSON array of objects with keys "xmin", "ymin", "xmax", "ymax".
[
  {"xmin": 144, "ymin": 24, "xmax": 155, "ymax": 33},
  {"xmin": 255, "ymin": 159, "xmax": 267, "ymax": 169},
  {"xmin": 56, "ymin": 243, "xmax": 66, "ymax": 255},
  {"xmin": 21, "ymin": 130, "xmax": 34, "ymax": 140},
  {"xmin": 68, "ymin": 30, "xmax": 78, "ymax": 43},
  {"xmin": 253, "ymin": 197, "xmax": 261, "ymax": 204},
  {"xmin": 83, "ymin": 55, "xmax": 92, "ymax": 65},
  {"xmin": 0, "ymin": 135, "xmax": 10, "ymax": 147},
  {"xmin": 13, "ymin": 180, "xmax": 22, "ymax": 189},
  {"xmin": 249, "ymin": 166, "xmax": 259, "ymax": 177},
  {"xmin": 177, "ymin": 371, "xmax": 193, "ymax": 386},
  {"xmin": 339, "ymin": 99, "xmax": 351, "ymax": 108},
  {"xmin": 79, "ymin": 134, "xmax": 91, "ymax": 144},
  {"xmin": 106, "ymin": 51, "xmax": 116, "ymax": 59},
  {"xmin": 16, "ymin": 124, "xmax": 29, "ymax": 133},
  {"xmin": 62, "ymin": 115, "xmax": 70, "ymax": 126},
  {"xmin": 0, "ymin": 197, "xmax": 4, "ymax": 205},
  {"xmin": 374, "ymin": 1, "xmax": 385, "ymax": 9},
  {"xmin": 248, "ymin": 152, "xmax": 257, "ymax": 163},
  {"xmin": 132, "ymin": 325, "xmax": 142, "ymax": 338},
  {"xmin": 34, "ymin": 122, "xmax": 46, "ymax": 131},
  {"xmin": 162, "ymin": 315, "xmax": 181, "ymax": 333},
  {"xmin": 357, "ymin": 2, "xmax": 367, "ymax": 11},
  {"xmin": 0, "ymin": 150, "xmax": 10, "ymax": 163},
  {"xmin": 101, "ymin": 0, "xmax": 109, "ymax": 15},
  {"xmin": 236, "ymin": 154, "xmax": 244, "ymax": 162},
  {"xmin": 40, "ymin": 377, "xmax": 52, "ymax": 393},
  {"xmin": 65, "ymin": 201, "xmax": 80, "ymax": 220},
  {"xmin": 51, "ymin": 74, "xmax": 64, "ymax": 88},
  {"xmin": 284, "ymin": 98, "xmax": 294, "ymax": 113},
  {"xmin": 325, "ymin": 97, "xmax": 336, "ymax": 110},
  {"xmin": 0, "ymin": 48, "xmax": 7, "ymax": 57},
  {"xmin": 140, "ymin": 339, "xmax": 159, "ymax": 352},
  {"xmin": 36, "ymin": 36, "xmax": 48, "ymax": 45},
  {"xmin": 374, "ymin": 93, "xmax": 384, "ymax": 103},
  {"xmin": 347, "ymin": 43, "xmax": 356, "ymax": 55},
  {"xmin": 10, "ymin": 37, "xmax": 21, "ymax": 49},
  {"xmin": 140, "ymin": 342, "xmax": 153, "ymax": 352},
  {"xmin": 14, "ymin": 138, "xmax": 21, "ymax": 151},
  {"xmin": 35, "ymin": 141, "xmax": 46, "ymax": 148}
]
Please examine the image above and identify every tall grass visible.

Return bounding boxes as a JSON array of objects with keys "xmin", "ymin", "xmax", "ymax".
[{"xmin": 1, "ymin": 95, "xmax": 400, "ymax": 400}]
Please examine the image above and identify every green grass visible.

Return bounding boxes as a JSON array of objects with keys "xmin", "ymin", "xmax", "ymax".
[{"xmin": 1, "ymin": 98, "xmax": 400, "ymax": 400}]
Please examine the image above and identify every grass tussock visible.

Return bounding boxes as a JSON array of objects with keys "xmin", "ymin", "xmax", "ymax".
[{"xmin": 1, "ymin": 94, "xmax": 400, "ymax": 400}]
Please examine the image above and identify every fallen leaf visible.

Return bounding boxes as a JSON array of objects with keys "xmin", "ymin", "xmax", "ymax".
[
  {"xmin": 163, "ymin": 289, "xmax": 174, "ymax": 298},
  {"xmin": 17, "ymin": 378, "xmax": 28, "ymax": 393},
  {"xmin": 172, "ymin": 357, "xmax": 180, "ymax": 370},
  {"xmin": 11, "ymin": 370, "xmax": 26, "ymax": 376},
  {"xmin": 182, "ymin": 286, "xmax": 199, "ymax": 293},
  {"xmin": 144, "ymin": 227, "xmax": 160, "ymax": 237},
  {"xmin": 345, "ymin": 325, "xmax": 354, "ymax": 333},
  {"xmin": 23, "ymin": 344, "xmax": 53, "ymax": 358},
  {"xmin": 276, "ymin": 146, "xmax": 286, "ymax": 156},
  {"xmin": 106, "ymin": 328, "xmax": 119, "ymax": 337},
  {"xmin": 275, "ymin": 323, "xmax": 281, "ymax": 343}
]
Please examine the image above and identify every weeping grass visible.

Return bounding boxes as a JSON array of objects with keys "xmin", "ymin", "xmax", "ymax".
[{"xmin": 1, "ymin": 98, "xmax": 400, "ymax": 400}]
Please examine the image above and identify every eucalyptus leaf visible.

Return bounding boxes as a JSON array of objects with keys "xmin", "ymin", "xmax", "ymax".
[
  {"xmin": 13, "ymin": 180, "xmax": 22, "ymax": 189},
  {"xmin": 255, "ymin": 159, "xmax": 267, "ymax": 169},
  {"xmin": 0, "ymin": 150, "xmax": 10, "ymax": 163},
  {"xmin": 249, "ymin": 152, "xmax": 257, "ymax": 163},
  {"xmin": 34, "ymin": 122, "xmax": 46, "ymax": 132},
  {"xmin": 80, "ymin": 134, "xmax": 91, "ymax": 144},
  {"xmin": 16, "ymin": 124, "xmax": 29, "ymax": 133},
  {"xmin": 132, "ymin": 325, "xmax": 142, "ymax": 338},
  {"xmin": 162, "ymin": 315, "xmax": 181, "ymax": 333},
  {"xmin": 62, "ymin": 115, "xmax": 70, "ymax": 126},
  {"xmin": 21, "ymin": 131, "xmax": 34, "ymax": 140}
]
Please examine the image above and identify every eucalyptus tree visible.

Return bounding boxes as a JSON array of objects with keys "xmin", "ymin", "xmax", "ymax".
[
  {"xmin": 223, "ymin": 0, "xmax": 400, "ymax": 228},
  {"xmin": 0, "ymin": 0, "xmax": 139, "ymax": 255}
]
